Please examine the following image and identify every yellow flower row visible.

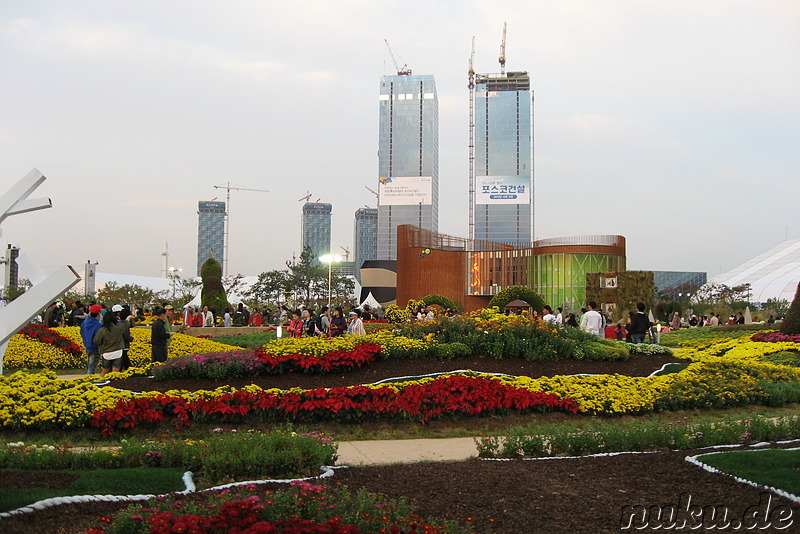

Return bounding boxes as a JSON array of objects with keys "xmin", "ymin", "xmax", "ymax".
[{"xmin": 3, "ymin": 327, "xmax": 237, "ymax": 370}]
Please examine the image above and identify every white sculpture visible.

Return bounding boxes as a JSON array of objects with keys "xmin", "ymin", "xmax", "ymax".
[{"xmin": 0, "ymin": 169, "xmax": 81, "ymax": 373}]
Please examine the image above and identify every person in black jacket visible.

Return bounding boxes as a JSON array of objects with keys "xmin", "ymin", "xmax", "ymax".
[
  {"xmin": 151, "ymin": 307, "xmax": 173, "ymax": 363},
  {"xmin": 629, "ymin": 302, "xmax": 651, "ymax": 344}
]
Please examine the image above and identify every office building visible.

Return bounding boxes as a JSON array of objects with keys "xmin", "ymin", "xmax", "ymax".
[
  {"xmin": 301, "ymin": 202, "xmax": 332, "ymax": 261},
  {"xmin": 377, "ymin": 74, "xmax": 439, "ymax": 260},
  {"xmin": 197, "ymin": 201, "xmax": 225, "ymax": 276},
  {"xmin": 471, "ymin": 71, "xmax": 533, "ymax": 244},
  {"xmin": 353, "ymin": 207, "xmax": 378, "ymax": 283}
]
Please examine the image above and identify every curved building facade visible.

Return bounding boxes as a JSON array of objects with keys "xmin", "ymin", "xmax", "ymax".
[{"xmin": 396, "ymin": 225, "xmax": 626, "ymax": 311}]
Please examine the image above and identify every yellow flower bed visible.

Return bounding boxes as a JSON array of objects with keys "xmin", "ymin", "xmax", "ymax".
[
  {"xmin": 0, "ymin": 371, "xmax": 138, "ymax": 429},
  {"xmin": 3, "ymin": 327, "xmax": 237, "ymax": 370},
  {"xmin": 674, "ymin": 336, "xmax": 800, "ymax": 364},
  {"xmin": 262, "ymin": 330, "xmax": 431, "ymax": 359}
]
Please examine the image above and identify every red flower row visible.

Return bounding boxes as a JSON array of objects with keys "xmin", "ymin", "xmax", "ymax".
[
  {"xmin": 90, "ymin": 375, "xmax": 579, "ymax": 435},
  {"xmin": 751, "ymin": 331, "xmax": 800, "ymax": 343},
  {"xmin": 18, "ymin": 323, "xmax": 83, "ymax": 356},
  {"xmin": 254, "ymin": 343, "xmax": 382, "ymax": 374}
]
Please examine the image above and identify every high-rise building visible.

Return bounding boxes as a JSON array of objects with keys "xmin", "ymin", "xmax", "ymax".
[
  {"xmin": 353, "ymin": 207, "xmax": 378, "ymax": 283},
  {"xmin": 377, "ymin": 74, "xmax": 439, "ymax": 260},
  {"xmin": 471, "ymin": 71, "xmax": 533, "ymax": 244},
  {"xmin": 301, "ymin": 202, "xmax": 332, "ymax": 260},
  {"xmin": 197, "ymin": 200, "xmax": 225, "ymax": 275}
]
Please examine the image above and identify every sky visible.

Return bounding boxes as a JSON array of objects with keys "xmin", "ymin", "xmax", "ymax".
[{"xmin": 1, "ymin": 0, "xmax": 799, "ymax": 282}]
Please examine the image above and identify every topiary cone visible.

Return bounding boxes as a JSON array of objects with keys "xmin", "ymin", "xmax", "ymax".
[{"xmin": 780, "ymin": 282, "xmax": 800, "ymax": 335}]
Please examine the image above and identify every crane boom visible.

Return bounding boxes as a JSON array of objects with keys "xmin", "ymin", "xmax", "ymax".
[
  {"xmin": 212, "ymin": 181, "xmax": 269, "ymax": 276},
  {"xmin": 384, "ymin": 39, "xmax": 412, "ymax": 76},
  {"xmin": 499, "ymin": 22, "xmax": 507, "ymax": 75},
  {"xmin": 468, "ymin": 36, "xmax": 476, "ymax": 240}
]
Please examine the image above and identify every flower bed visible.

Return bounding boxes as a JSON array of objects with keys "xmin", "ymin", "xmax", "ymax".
[
  {"xmin": 751, "ymin": 331, "xmax": 800, "ymax": 343},
  {"xmin": 89, "ymin": 375, "xmax": 580, "ymax": 435},
  {"xmin": 86, "ymin": 481, "xmax": 470, "ymax": 534},
  {"xmin": 17, "ymin": 324, "xmax": 82, "ymax": 356},
  {"xmin": 151, "ymin": 343, "xmax": 382, "ymax": 380}
]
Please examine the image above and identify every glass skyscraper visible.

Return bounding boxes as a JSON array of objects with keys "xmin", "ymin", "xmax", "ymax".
[
  {"xmin": 197, "ymin": 200, "xmax": 225, "ymax": 275},
  {"xmin": 472, "ymin": 71, "xmax": 533, "ymax": 244},
  {"xmin": 377, "ymin": 74, "xmax": 439, "ymax": 260},
  {"xmin": 353, "ymin": 207, "xmax": 378, "ymax": 283},
  {"xmin": 301, "ymin": 202, "xmax": 332, "ymax": 261}
]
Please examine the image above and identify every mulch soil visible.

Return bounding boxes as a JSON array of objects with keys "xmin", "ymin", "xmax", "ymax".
[
  {"xmin": 6, "ymin": 354, "xmax": 793, "ymax": 533},
  {"xmin": 110, "ymin": 353, "xmax": 686, "ymax": 393},
  {"xmin": 3, "ymin": 447, "xmax": 799, "ymax": 533}
]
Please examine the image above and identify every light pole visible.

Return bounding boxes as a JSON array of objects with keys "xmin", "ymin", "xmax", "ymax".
[
  {"xmin": 319, "ymin": 254, "xmax": 342, "ymax": 307},
  {"xmin": 168, "ymin": 266, "xmax": 182, "ymax": 299}
]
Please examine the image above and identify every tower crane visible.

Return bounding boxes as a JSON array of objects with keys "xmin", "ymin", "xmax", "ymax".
[
  {"xmin": 340, "ymin": 246, "xmax": 351, "ymax": 262},
  {"xmin": 468, "ymin": 36, "xmax": 476, "ymax": 240},
  {"xmin": 499, "ymin": 22, "xmax": 507, "ymax": 75},
  {"xmin": 384, "ymin": 39, "xmax": 412, "ymax": 76},
  {"xmin": 213, "ymin": 182, "xmax": 269, "ymax": 276},
  {"xmin": 298, "ymin": 191, "xmax": 312, "ymax": 203},
  {"xmin": 364, "ymin": 185, "xmax": 378, "ymax": 199}
]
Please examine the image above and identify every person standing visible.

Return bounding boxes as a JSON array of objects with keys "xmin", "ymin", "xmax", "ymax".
[
  {"xmin": 628, "ymin": 303, "xmax": 651, "ymax": 344},
  {"xmin": 248, "ymin": 308, "xmax": 262, "ymax": 326},
  {"xmin": 43, "ymin": 303, "xmax": 58, "ymax": 327},
  {"xmin": 328, "ymin": 307, "xmax": 347, "ymax": 337},
  {"xmin": 286, "ymin": 310, "xmax": 304, "ymax": 338},
  {"xmin": 113, "ymin": 305, "xmax": 135, "ymax": 371},
  {"xmin": 93, "ymin": 310, "xmax": 126, "ymax": 376},
  {"xmin": 671, "ymin": 312, "xmax": 681, "ymax": 330},
  {"xmin": 202, "ymin": 305, "xmax": 215, "ymax": 327},
  {"xmin": 69, "ymin": 302, "xmax": 87, "ymax": 327},
  {"xmin": 581, "ymin": 301, "xmax": 604, "ymax": 338},
  {"xmin": 542, "ymin": 305, "xmax": 557, "ymax": 324},
  {"xmin": 319, "ymin": 306, "xmax": 330, "ymax": 335},
  {"xmin": 708, "ymin": 312, "xmax": 719, "ymax": 326},
  {"xmin": 80, "ymin": 304, "xmax": 103, "ymax": 374},
  {"xmin": 347, "ymin": 310, "xmax": 366, "ymax": 335},
  {"xmin": 183, "ymin": 306, "xmax": 194, "ymax": 327},
  {"xmin": 151, "ymin": 307, "xmax": 173, "ymax": 363},
  {"xmin": 223, "ymin": 308, "xmax": 232, "ymax": 327},
  {"xmin": 556, "ymin": 307, "xmax": 564, "ymax": 325}
]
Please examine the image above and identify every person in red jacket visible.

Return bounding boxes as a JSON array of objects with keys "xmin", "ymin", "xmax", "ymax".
[{"xmin": 286, "ymin": 310, "xmax": 304, "ymax": 338}]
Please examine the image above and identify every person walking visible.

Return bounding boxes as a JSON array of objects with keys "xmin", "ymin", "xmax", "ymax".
[
  {"xmin": 151, "ymin": 307, "xmax": 173, "ymax": 363},
  {"xmin": 347, "ymin": 310, "xmax": 366, "ymax": 335},
  {"xmin": 80, "ymin": 304, "xmax": 103, "ymax": 374}
]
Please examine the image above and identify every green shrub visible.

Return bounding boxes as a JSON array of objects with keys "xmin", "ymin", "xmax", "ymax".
[
  {"xmin": 420, "ymin": 294, "xmax": 461, "ymax": 312},
  {"xmin": 433, "ymin": 342, "xmax": 471, "ymax": 361},
  {"xmin": 781, "ymin": 282, "xmax": 800, "ymax": 335},
  {"xmin": 762, "ymin": 351, "xmax": 800, "ymax": 367},
  {"xmin": 626, "ymin": 343, "xmax": 673, "ymax": 356},
  {"xmin": 200, "ymin": 255, "xmax": 228, "ymax": 317},
  {"xmin": 488, "ymin": 286, "xmax": 545, "ymax": 312}
]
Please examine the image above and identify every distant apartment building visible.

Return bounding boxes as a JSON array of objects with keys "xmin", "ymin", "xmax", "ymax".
[
  {"xmin": 197, "ymin": 200, "xmax": 225, "ymax": 275},
  {"xmin": 377, "ymin": 74, "xmax": 439, "ymax": 260},
  {"xmin": 301, "ymin": 202, "xmax": 332, "ymax": 261},
  {"xmin": 353, "ymin": 207, "xmax": 378, "ymax": 283},
  {"xmin": 471, "ymin": 71, "xmax": 533, "ymax": 245}
]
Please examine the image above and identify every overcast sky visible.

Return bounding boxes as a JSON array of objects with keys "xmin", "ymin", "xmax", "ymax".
[{"xmin": 1, "ymin": 0, "xmax": 798, "ymax": 282}]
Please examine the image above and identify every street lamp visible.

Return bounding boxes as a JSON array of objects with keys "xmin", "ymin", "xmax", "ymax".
[
  {"xmin": 168, "ymin": 266, "xmax": 182, "ymax": 298},
  {"xmin": 319, "ymin": 254, "xmax": 342, "ymax": 307}
]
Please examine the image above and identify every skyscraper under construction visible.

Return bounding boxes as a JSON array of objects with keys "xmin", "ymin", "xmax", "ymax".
[{"xmin": 469, "ymin": 28, "xmax": 533, "ymax": 245}]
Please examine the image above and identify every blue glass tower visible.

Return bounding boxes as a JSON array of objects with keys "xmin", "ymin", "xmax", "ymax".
[
  {"xmin": 377, "ymin": 74, "xmax": 439, "ymax": 260},
  {"xmin": 473, "ymin": 71, "xmax": 533, "ymax": 245},
  {"xmin": 302, "ymin": 202, "xmax": 332, "ymax": 260},
  {"xmin": 197, "ymin": 200, "xmax": 225, "ymax": 275},
  {"xmin": 353, "ymin": 207, "xmax": 378, "ymax": 283}
]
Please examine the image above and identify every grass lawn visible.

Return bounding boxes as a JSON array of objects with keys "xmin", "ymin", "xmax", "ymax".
[
  {"xmin": 697, "ymin": 449, "xmax": 800, "ymax": 495},
  {"xmin": 0, "ymin": 467, "xmax": 186, "ymax": 512}
]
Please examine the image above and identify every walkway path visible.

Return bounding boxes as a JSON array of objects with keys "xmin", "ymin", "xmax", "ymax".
[{"xmin": 337, "ymin": 437, "xmax": 477, "ymax": 465}]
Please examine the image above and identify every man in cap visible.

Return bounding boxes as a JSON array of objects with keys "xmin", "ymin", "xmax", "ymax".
[{"xmin": 80, "ymin": 304, "xmax": 103, "ymax": 374}]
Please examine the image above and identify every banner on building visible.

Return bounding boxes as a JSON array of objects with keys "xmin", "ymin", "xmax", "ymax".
[
  {"xmin": 378, "ymin": 176, "xmax": 432, "ymax": 206},
  {"xmin": 476, "ymin": 175, "xmax": 531, "ymax": 205}
]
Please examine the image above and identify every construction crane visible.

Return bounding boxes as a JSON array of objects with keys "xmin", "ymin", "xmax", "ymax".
[
  {"xmin": 340, "ymin": 246, "xmax": 350, "ymax": 262},
  {"xmin": 364, "ymin": 185, "xmax": 378, "ymax": 200},
  {"xmin": 499, "ymin": 22, "xmax": 507, "ymax": 75},
  {"xmin": 213, "ymin": 182, "xmax": 269, "ymax": 276},
  {"xmin": 468, "ymin": 35, "xmax": 476, "ymax": 241},
  {"xmin": 384, "ymin": 39, "xmax": 412, "ymax": 76},
  {"xmin": 298, "ymin": 191, "xmax": 312, "ymax": 203}
]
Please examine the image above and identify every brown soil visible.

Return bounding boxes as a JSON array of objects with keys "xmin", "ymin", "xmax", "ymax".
[
  {"xmin": 3, "ymin": 446, "xmax": 798, "ymax": 533},
  {"xmin": 110, "ymin": 353, "xmax": 685, "ymax": 393},
  {"xmin": 0, "ymin": 471, "xmax": 79, "ymax": 489}
]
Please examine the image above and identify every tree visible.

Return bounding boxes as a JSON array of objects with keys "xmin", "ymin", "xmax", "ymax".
[
  {"xmin": 200, "ymin": 255, "xmax": 228, "ymax": 315},
  {"xmin": 1, "ymin": 278, "xmax": 31, "ymax": 302},
  {"xmin": 780, "ymin": 282, "xmax": 800, "ymax": 335},
  {"xmin": 173, "ymin": 275, "xmax": 201, "ymax": 307},
  {"xmin": 288, "ymin": 246, "xmax": 327, "ymax": 305},
  {"xmin": 97, "ymin": 281, "xmax": 163, "ymax": 308},
  {"xmin": 763, "ymin": 298, "xmax": 790, "ymax": 317},
  {"xmin": 245, "ymin": 269, "xmax": 291, "ymax": 305}
]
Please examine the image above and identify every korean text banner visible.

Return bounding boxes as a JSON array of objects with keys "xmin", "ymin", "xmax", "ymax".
[
  {"xmin": 378, "ymin": 176, "xmax": 432, "ymax": 206},
  {"xmin": 476, "ymin": 175, "xmax": 531, "ymax": 205}
]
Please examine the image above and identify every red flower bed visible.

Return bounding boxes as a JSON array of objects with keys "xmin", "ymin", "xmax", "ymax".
[
  {"xmin": 751, "ymin": 331, "xmax": 800, "ymax": 343},
  {"xmin": 90, "ymin": 375, "xmax": 579, "ymax": 435},
  {"xmin": 254, "ymin": 343, "xmax": 381, "ymax": 374},
  {"xmin": 18, "ymin": 323, "xmax": 83, "ymax": 356}
]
